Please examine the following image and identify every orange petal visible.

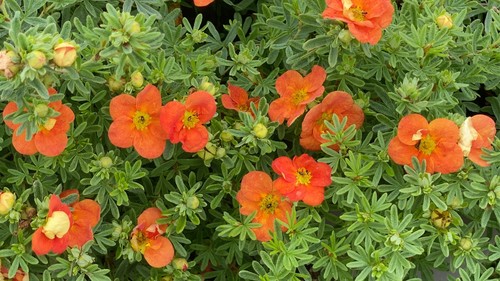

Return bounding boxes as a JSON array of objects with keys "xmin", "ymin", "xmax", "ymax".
[
  {"xmin": 428, "ymin": 118, "xmax": 459, "ymax": 143},
  {"xmin": 193, "ymin": 0, "xmax": 214, "ymax": 7},
  {"xmin": 322, "ymin": 91, "xmax": 355, "ymax": 115},
  {"xmin": 136, "ymin": 84, "xmax": 162, "ymax": 116},
  {"xmin": 60, "ymin": 189, "xmax": 79, "ymax": 206},
  {"xmin": 241, "ymin": 171, "xmax": 274, "ymax": 194},
  {"xmin": 303, "ymin": 65, "xmax": 326, "ymax": 99},
  {"xmin": 471, "ymin": 114, "xmax": 496, "ymax": 147},
  {"xmin": 178, "ymin": 125, "xmax": 208, "ymax": 153},
  {"xmin": 67, "ymin": 222, "xmax": 93, "ymax": 248},
  {"xmin": 144, "ymin": 236, "xmax": 174, "ymax": 268},
  {"xmin": 110, "ymin": 94, "xmax": 136, "ymax": 120},
  {"xmin": 275, "ymin": 70, "xmax": 304, "ymax": 98},
  {"xmin": 2, "ymin": 102, "xmax": 19, "ymax": 130},
  {"xmin": 301, "ymin": 186, "xmax": 325, "ymax": 206},
  {"xmin": 34, "ymin": 131, "xmax": 68, "ymax": 157},
  {"xmin": 185, "ymin": 91, "xmax": 216, "ymax": 123},
  {"xmin": 468, "ymin": 146, "xmax": 491, "ymax": 167},
  {"xmin": 49, "ymin": 195, "xmax": 72, "ymax": 219},
  {"xmin": 108, "ymin": 118, "xmax": 136, "ymax": 148},
  {"xmin": 221, "ymin": 94, "xmax": 237, "ymax": 110},
  {"xmin": 11, "ymin": 129, "xmax": 38, "ymax": 155},
  {"xmin": 300, "ymin": 134, "xmax": 322, "ymax": 151},
  {"xmin": 32, "ymin": 228, "xmax": 55, "ymax": 255},
  {"xmin": 160, "ymin": 101, "xmax": 185, "ymax": 141},
  {"xmin": 271, "ymin": 156, "xmax": 296, "ymax": 182},
  {"xmin": 138, "ymin": 207, "xmax": 164, "ymax": 229},
  {"xmin": 73, "ymin": 199, "xmax": 101, "ymax": 228},
  {"xmin": 387, "ymin": 137, "xmax": 418, "ymax": 166},
  {"xmin": 133, "ymin": 127, "xmax": 166, "ymax": 159},
  {"xmin": 227, "ymin": 83, "xmax": 249, "ymax": 107},
  {"xmin": 431, "ymin": 143, "xmax": 464, "ymax": 174},
  {"xmin": 273, "ymin": 178, "xmax": 296, "ymax": 196},
  {"xmin": 397, "ymin": 114, "xmax": 428, "ymax": 146}
]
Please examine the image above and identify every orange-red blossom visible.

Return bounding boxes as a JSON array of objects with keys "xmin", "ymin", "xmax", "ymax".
[
  {"xmin": 459, "ymin": 114, "xmax": 496, "ymax": 167},
  {"xmin": 388, "ymin": 114, "xmax": 464, "ymax": 174}
]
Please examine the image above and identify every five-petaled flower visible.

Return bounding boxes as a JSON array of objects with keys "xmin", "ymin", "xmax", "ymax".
[
  {"xmin": 322, "ymin": 0, "xmax": 394, "ymax": 45},
  {"xmin": 300, "ymin": 91, "xmax": 364, "ymax": 151},
  {"xmin": 268, "ymin": 65, "xmax": 326, "ymax": 126},
  {"xmin": 160, "ymin": 91, "xmax": 216, "ymax": 153},
  {"xmin": 3, "ymin": 88, "xmax": 75, "ymax": 157},
  {"xmin": 458, "ymin": 114, "xmax": 496, "ymax": 167},
  {"xmin": 32, "ymin": 194, "xmax": 100, "ymax": 255},
  {"xmin": 130, "ymin": 207, "xmax": 174, "ymax": 268},
  {"xmin": 236, "ymin": 171, "xmax": 292, "ymax": 242},
  {"xmin": 272, "ymin": 154, "xmax": 332, "ymax": 206},
  {"xmin": 108, "ymin": 84, "xmax": 168, "ymax": 159},
  {"xmin": 388, "ymin": 114, "xmax": 464, "ymax": 174},
  {"xmin": 221, "ymin": 83, "xmax": 259, "ymax": 117}
]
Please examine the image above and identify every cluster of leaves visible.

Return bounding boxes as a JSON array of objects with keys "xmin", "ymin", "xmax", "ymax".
[{"xmin": 0, "ymin": 0, "xmax": 499, "ymax": 280}]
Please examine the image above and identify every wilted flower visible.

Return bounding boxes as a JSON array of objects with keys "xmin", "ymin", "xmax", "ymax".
[
  {"xmin": 268, "ymin": 65, "xmax": 326, "ymax": 126},
  {"xmin": 459, "ymin": 114, "xmax": 496, "ymax": 167},
  {"xmin": 0, "ymin": 50, "xmax": 20, "ymax": 79},
  {"xmin": 108, "ymin": 84, "xmax": 168, "ymax": 159},
  {"xmin": 388, "ymin": 114, "xmax": 463, "ymax": 174},
  {"xmin": 236, "ymin": 171, "xmax": 292, "ymax": 242},
  {"xmin": 322, "ymin": 0, "xmax": 394, "ymax": 45},
  {"xmin": 130, "ymin": 208, "xmax": 174, "ymax": 268},
  {"xmin": 160, "ymin": 91, "xmax": 216, "ymax": 153}
]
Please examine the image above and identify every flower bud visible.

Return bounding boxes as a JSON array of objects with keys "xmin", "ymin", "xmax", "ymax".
[
  {"xmin": 0, "ymin": 191, "xmax": 15, "ymax": 215},
  {"xmin": 338, "ymin": 30, "xmax": 353, "ymax": 44},
  {"xmin": 100, "ymin": 156, "xmax": 113, "ymax": 168},
  {"xmin": 34, "ymin": 104, "xmax": 50, "ymax": 118},
  {"xmin": 53, "ymin": 42, "xmax": 77, "ymax": 67},
  {"xmin": 459, "ymin": 237, "xmax": 472, "ymax": 251},
  {"xmin": 0, "ymin": 50, "xmax": 20, "ymax": 79},
  {"xmin": 220, "ymin": 131, "xmax": 234, "ymax": 142},
  {"xmin": 436, "ymin": 13, "xmax": 453, "ymax": 29},
  {"xmin": 129, "ymin": 21, "xmax": 141, "ymax": 35},
  {"xmin": 131, "ymin": 71, "xmax": 144, "ymax": 88},
  {"xmin": 199, "ymin": 81, "xmax": 217, "ymax": 95},
  {"xmin": 215, "ymin": 147, "xmax": 226, "ymax": 159},
  {"xmin": 253, "ymin": 123, "xmax": 268, "ymax": 139},
  {"xmin": 197, "ymin": 142, "xmax": 217, "ymax": 160},
  {"xmin": 108, "ymin": 76, "xmax": 125, "ymax": 92},
  {"xmin": 186, "ymin": 196, "xmax": 200, "ymax": 209},
  {"xmin": 172, "ymin": 258, "xmax": 189, "ymax": 271},
  {"xmin": 431, "ymin": 209, "xmax": 451, "ymax": 229},
  {"xmin": 27, "ymin": 50, "xmax": 47, "ymax": 69}
]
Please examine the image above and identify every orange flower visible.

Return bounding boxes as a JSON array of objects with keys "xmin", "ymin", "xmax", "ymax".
[
  {"xmin": 300, "ymin": 91, "xmax": 364, "ymax": 151},
  {"xmin": 32, "ymin": 193, "xmax": 100, "ymax": 255},
  {"xmin": 459, "ymin": 114, "xmax": 496, "ymax": 167},
  {"xmin": 322, "ymin": 0, "xmax": 394, "ymax": 45},
  {"xmin": 194, "ymin": 0, "xmax": 214, "ymax": 7},
  {"xmin": 3, "ymin": 88, "xmax": 75, "ymax": 157},
  {"xmin": 236, "ymin": 171, "xmax": 292, "ymax": 242},
  {"xmin": 221, "ymin": 83, "xmax": 259, "ymax": 116},
  {"xmin": 159, "ymin": 91, "xmax": 216, "ymax": 153},
  {"xmin": 272, "ymin": 154, "xmax": 332, "ymax": 206},
  {"xmin": 268, "ymin": 65, "xmax": 326, "ymax": 126},
  {"xmin": 130, "ymin": 207, "xmax": 174, "ymax": 268},
  {"xmin": 1, "ymin": 266, "xmax": 27, "ymax": 281},
  {"xmin": 108, "ymin": 84, "xmax": 168, "ymax": 159},
  {"xmin": 387, "ymin": 114, "xmax": 464, "ymax": 174}
]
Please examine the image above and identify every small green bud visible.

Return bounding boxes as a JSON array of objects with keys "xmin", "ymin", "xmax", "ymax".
[
  {"xmin": 131, "ymin": 71, "xmax": 144, "ymax": 88},
  {"xmin": 253, "ymin": 123, "xmax": 268, "ymax": 139},
  {"xmin": 338, "ymin": 30, "xmax": 353, "ymax": 44},
  {"xmin": 459, "ymin": 237, "xmax": 472, "ymax": 251},
  {"xmin": 34, "ymin": 104, "xmax": 50, "ymax": 118},
  {"xmin": 436, "ymin": 13, "xmax": 453, "ymax": 29},
  {"xmin": 220, "ymin": 131, "xmax": 234, "ymax": 142},
  {"xmin": 197, "ymin": 142, "xmax": 217, "ymax": 160},
  {"xmin": 108, "ymin": 76, "xmax": 125, "ymax": 92},
  {"xmin": 100, "ymin": 156, "xmax": 113, "ymax": 168},
  {"xmin": 129, "ymin": 21, "xmax": 141, "ymax": 34},
  {"xmin": 215, "ymin": 147, "xmax": 226, "ymax": 159},
  {"xmin": 186, "ymin": 196, "xmax": 200, "ymax": 209},
  {"xmin": 199, "ymin": 81, "xmax": 216, "ymax": 95},
  {"xmin": 27, "ymin": 50, "xmax": 47, "ymax": 69}
]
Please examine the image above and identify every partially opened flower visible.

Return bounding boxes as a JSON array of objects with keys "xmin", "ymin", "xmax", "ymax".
[
  {"xmin": 3, "ymin": 88, "xmax": 75, "ymax": 157},
  {"xmin": 32, "ymin": 195, "xmax": 73, "ymax": 255},
  {"xmin": 130, "ymin": 207, "xmax": 174, "ymax": 268},
  {"xmin": 272, "ymin": 154, "xmax": 332, "ymax": 206},
  {"xmin": 388, "ymin": 114, "xmax": 464, "ymax": 174},
  {"xmin": 221, "ymin": 83, "xmax": 259, "ymax": 116},
  {"xmin": 194, "ymin": 0, "xmax": 214, "ymax": 7},
  {"xmin": 160, "ymin": 91, "xmax": 216, "ymax": 153},
  {"xmin": 268, "ymin": 65, "xmax": 326, "ymax": 126},
  {"xmin": 108, "ymin": 84, "xmax": 168, "ymax": 159},
  {"xmin": 459, "ymin": 114, "xmax": 496, "ymax": 167},
  {"xmin": 300, "ymin": 91, "xmax": 364, "ymax": 151},
  {"xmin": 236, "ymin": 171, "xmax": 292, "ymax": 242},
  {"xmin": 322, "ymin": 0, "xmax": 394, "ymax": 45}
]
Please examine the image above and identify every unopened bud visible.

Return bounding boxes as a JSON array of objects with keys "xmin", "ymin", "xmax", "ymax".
[
  {"xmin": 199, "ymin": 81, "xmax": 216, "ymax": 95},
  {"xmin": 186, "ymin": 196, "xmax": 200, "ymax": 209},
  {"xmin": 131, "ymin": 71, "xmax": 144, "ymax": 88},
  {"xmin": 108, "ymin": 76, "xmax": 125, "ymax": 92},
  {"xmin": 172, "ymin": 258, "xmax": 189, "ymax": 271},
  {"xmin": 215, "ymin": 147, "xmax": 226, "ymax": 159},
  {"xmin": 436, "ymin": 13, "xmax": 453, "ymax": 29},
  {"xmin": 27, "ymin": 51, "xmax": 47, "ymax": 69},
  {"xmin": 197, "ymin": 142, "xmax": 217, "ymax": 160},
  {"xmin": 0, "ymin": 191, "xmax": 15, "ymax": 215},
  {"xmin": 34, "ymin": 104, "xmax": 50, "ymax": 118},
  {"xmin": 253, "ymin": 123, "xmax": 268, "ymax": 139},
  {"xmin": 220, "ymin": 131, "xmax": 234, "ymax": 142},
  {"xmin": 53, "ymin": 42, "xmax": 77, "ymax": 67},
  {"xmin": 338, "ymin": 30, "xmax": 353, "ymax": 44},
  {"xmin": 100, "ymin": 156, "xmax": 113, "ymax": 168},
  {"xmin": 129, "ymin": 21, "xmax": 141, "ymax": 34},
  {"xmin": 459, "ymin": 237, "xmax": 472, "ymax": 251}
]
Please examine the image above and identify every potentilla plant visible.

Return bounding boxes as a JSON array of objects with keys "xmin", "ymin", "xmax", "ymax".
[{"xmin": 0, "ymin": 0, "xmax": 499, "ymax": 280}]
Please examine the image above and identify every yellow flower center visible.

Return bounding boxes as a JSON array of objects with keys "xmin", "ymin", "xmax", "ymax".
[
  {"xmin": 342, "ymin": 0, "xmax": 366, "ymax": 22},
  {"xmin": 133, "ymin": 111, "xmax": 151, "ymax": 131},
  {"xmin": 295, "ymin": 167, "xmax": 312, "ymax": 185},
  {"xmin": 182, "ymin": 111, "xmax": 199, "ymax": 129},
  {"xmin": 42, "ymin": 211, "xmax": 70, "ymax": 239},
  {"xmin": 130, "ymin": 231, "xmax": 150, "ymax": 254},
  {"xmin": 418, "ymin": 135, "xmax": 436, "ymax": 155},
  {"xmin": 291, "ymin": 89, "xmax": 308, "ymax": 105},
  {"xmin": 39, "ymin": 118, "xmax": 57, "ymax": 131},
  {"xmin": 259, "ymin": 194, "xmax": 280, "ymax": 214}
]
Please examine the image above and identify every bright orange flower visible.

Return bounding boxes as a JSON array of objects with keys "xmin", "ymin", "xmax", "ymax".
[
  {"xmin": 272, "ymin": 154, "xmax": 332, "ymax": 206},
  {"xmin": 236, "ymin": 171, "xmax": 292, "ymax": 242},
  {"xmin": 459, "ymin": 114, "xmax": 496, "ymax": 167},
  {"xmin": 322, "ymin": 0, "xmax": 394, "ymax": 45},
  {"xmin": 268, "ymin": 65, "xmax": 326, "ymax": 126},
  {"xmin": 108, "ymin": 84, "xmax": 168, "ymax": 159},
  {"xmin": 300, "ymin": 91, "xmax": 364, "ymax": 151},
  {"xmin": 130, "ymin": 207, "xmax": 174, "ymax": 268},
  {"xmin": 160, "ymin": 91, "xmax": 216, "ymax": 153},
  {"xmin": 388, "ymin": 114, "xmax": 464, "ymax": 174},
  {"xmin": 2, "ymin": 88, "xmax": 75, "ymax": 157},
  {"xmin": 32, "ymin": 193, "xmax": 100, "ymax": 255},
  {"xmin": 194, "ymin": 0, "xmax": 214, "ymax": 7},
  {"xmin": 1, "ymin": 266, "xmax": 27, "ymax": 281},
  {"xmin": 221, "ymin": 83, "xmax": 259, "ymax": 116}
]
